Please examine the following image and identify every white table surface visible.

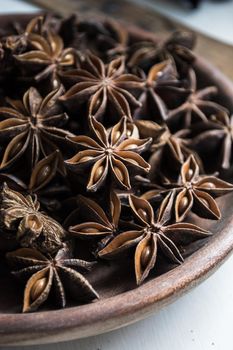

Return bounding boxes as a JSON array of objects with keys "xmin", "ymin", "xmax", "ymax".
[
  {"xmin": 1, "ymin": 1, "xmax": 233, "ymax": 349},
  {"xmin": 130, "ymin": 0, "xmax": 233, "ymax": 45}
]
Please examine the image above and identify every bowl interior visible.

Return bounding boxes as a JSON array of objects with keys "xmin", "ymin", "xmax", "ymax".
[{"xmin": 0, "ymin": 13, "xmax": 233, "ymax": 346}]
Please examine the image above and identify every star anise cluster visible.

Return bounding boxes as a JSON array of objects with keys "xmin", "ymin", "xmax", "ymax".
[{"xmin": 0, "ymin": 13, "xmax": 232, "ymax": 313}]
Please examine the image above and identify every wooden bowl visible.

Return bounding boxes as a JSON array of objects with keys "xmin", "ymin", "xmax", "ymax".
[{"xmin": 1, "ymin": 13, "xmax": 233, "ymax": 346}]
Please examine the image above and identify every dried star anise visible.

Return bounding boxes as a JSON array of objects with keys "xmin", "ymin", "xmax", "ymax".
[
  {"xmin": 99, "ymin": 19, "xmax": 129, "ymax": 58},
  {"xmin": 99, "ymin": 192, "xmax": 210, "ymax": 284},
  {"xmin": 144, "ymin": 155, "xmax": 233, "ymax": 221},
  {"xmin": 192, "ymin": 111, "xmax": 233, "ymax": 170},
  {"xmin": 60, "ymin": 53, "xmax": 143, "ymax": 121},
  {"xmin": 69, "ymin": 191, "xmax": 121, "ymax": 251},
  {"xmin": 6, "ymin": 243, "xmax": 98, "ymax": 312},
  {"xmin": 135, "ymin": 119, "xmax": 199, "ymax": 183},
  {"xmin": 134, "ymin": 60, "xmax": 190, "ymax": 121},
  {"xmin": 66, "ymin": 116, "xmax": 151, "ymax": 191},
  {"xmin": 128, "ymin": 30, "xmax": 196, "ymax": 75},
  {"xmin": 1, "ymin": 16, "xmax": 44, "ymax": 57},
  {"xmin": 0, "ymin": 183, "xmax": 66, "ymax": 253},
  {"xmin": 0, "ymin": 85, "xmax": 74, "ymax": 170},
  {"xmin": 135, "ymin": 119, "xmax": 191, "ymax": 162},
  {"xmin": 69, "ymin": 192, "xmax": 120, "ymax": 238},
  {"xmin": 167, "ymin": 69, "xmax": 228, "ymax": 127},
  {"xmin": 15, "ymin": 26, "xmax": 77, "ymax": 87}
]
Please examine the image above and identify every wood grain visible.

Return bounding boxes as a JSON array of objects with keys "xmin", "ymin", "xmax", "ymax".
[{"xmin": 27, "ymin": 0, "xmax": 233, "ymax": 79}]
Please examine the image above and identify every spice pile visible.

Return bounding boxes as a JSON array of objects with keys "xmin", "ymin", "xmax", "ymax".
[{"xmin": 0, "ymin": 14, "xmax": 232, "ymax": 313}]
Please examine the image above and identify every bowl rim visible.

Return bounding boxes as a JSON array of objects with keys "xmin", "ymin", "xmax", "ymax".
[{"xmin": 0, "ymin": 13, "xmax": 233, "ymax": 346}]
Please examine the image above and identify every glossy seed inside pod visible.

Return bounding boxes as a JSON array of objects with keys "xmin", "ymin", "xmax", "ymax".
[
  {"xmin": 52, "ymin": 78, "xmax": 59, "ymax": 89},
  {"xmin": 126, "ymin": 143, "xmax": 138, "ymax": 150},
  {"xmin": 199, "ymin": 182, "xmax": 216, "ymax": 189},
  {"xmin": 125, "ymin": 158, "xmax": 139, "ymax": 166},
  {"xmin": 112, "ymin": 130, "xmax": 121, "ymax": 144},
  {"xmin": 80, "ymin": 227, "xmax": 100, "ymax": 233},
  {"xmin": 96, "ymin": 130, "xmax": 103, "ymax": 140},
  {"xmin": 200, "ymin": 197, "xmax": 209, "ymax": 207},
  {"xmin": 28, "ymin": 215, "xmax": 41, "ymax": 231},
  {"xmin": 37, "ymin": 165, "xmax": 51, "ymax": 184},
  {"xmin": 178, "ymin": 196, "xmax": 189, "ymax": 214},
  {"xmin": 80, "ymin": 156, "xmax": 94, "ymax": 163},
  {"xmin": 126, "ymin": 129, "xmax": 132, "ymax": 137},
  {"xmin": 93, "ymin": 165, "xmax": 104, "ymax": 183},
  {"xmin": 141, "ymin": 246, "xmax": 152, "ymax": 268},
  {"xmin": 30, "ymin": 277, "xmax": 47, "ymax": 302},
  {"xmin": 138, "ymin": 208, "xmax": 149, "ymax": 221},
  {"xmin": 114, "ymin": 166, "xmax": 124, "ymax": 182},
  {"xmin": 63, "ymin": 53, "xmax": 74, "ymax": 63},
  {"xmin": 186, "ymin": 168, "xmax": 194, "ymax": 181},
  {"xmin": 93, "ymin": 98, "xmax": 101, "ymax": 111},
  {"xmin": 9, "ymin": 141, "xmax": 23, "ymax": 158}
]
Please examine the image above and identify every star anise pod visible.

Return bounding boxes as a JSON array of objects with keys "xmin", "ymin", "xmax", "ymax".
[
  {"xmin": 192, "ymin": 112, "xmax": 233, "ymax": 170},
  {"xmin": 60, "ymin": 53, "xmax": 144, "ymax": 121},
  {"xmin": 66, "ymin": 116, "xmax": 151, "ymax": 191},
  {"xmin": 167, "ymin": 69, "xmax": 228, "ymax": 127},
  {"xmin": 99, "ymin": 192, "xmax": 210, "ymax": 284},
  {"xmin": 2, "ymin": 16, "xmax": 44, "ymax": 55},
  {"xmin": 0, "ymin": 183, "xmax": 66, "ymax": 253},
  {"xmin": 15, "ymin": 27, "xmax": 77, "ymax": 87},
  {"xmin": 133, "ymin": 60, "xmax": 190, "ymax": 121},
  {"xmin": 145, "ymin": 155, "xmax": 233, "ymax": 222},
  {"xmin": 69, "ymin": 191, "xmax": 121, "ymax": 250},
  {"xmin": 135, "ymin": 119, "xmax": 196, "ymax": 182},
  {"xmin": 0, "ymin": 85, "xmax": 74, "ymax": 170},
  {"xmin": 135, "ymin": 119, "xmax": 191, "ymax": 161},
  {"xmin": 6, "ymin": 244, "xmax": 99, "ymax": 312},
  {"xmin": 96, "ymin": 19, "xmax": 129, "ymax": 58},
  {"xmin": 128, "ymin": 30, "xmax": 196, "ymax": 75}
]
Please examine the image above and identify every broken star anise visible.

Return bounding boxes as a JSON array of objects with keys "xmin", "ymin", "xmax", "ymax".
[
  {"xmin": 0, "ymin": 183, "xmax": 66, "ymax": 253},
  {"xmin": 3, "ymin": 16, "xmax": 44, "ymax": 55},
  {"xmin": 167, "ymin": 69, "xmax": 228, "ymax": 127},
  {"xmin": 99, "ymin": 192, "xmax": 210, "ymax": 285},
  {"xmin": 66, "ymin": 116, "xmax": 151, "ymax": 191},
  {"xmin": 6, "ymin": 243, "xmax": 98, "ymax": 312},
  {"xmin": 0, "ymin": 85, "xmax": 74, "ymax": 170},
  {"xmin": 60, "ymin": 53, "xmax": 144, "ymax": 120}
]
